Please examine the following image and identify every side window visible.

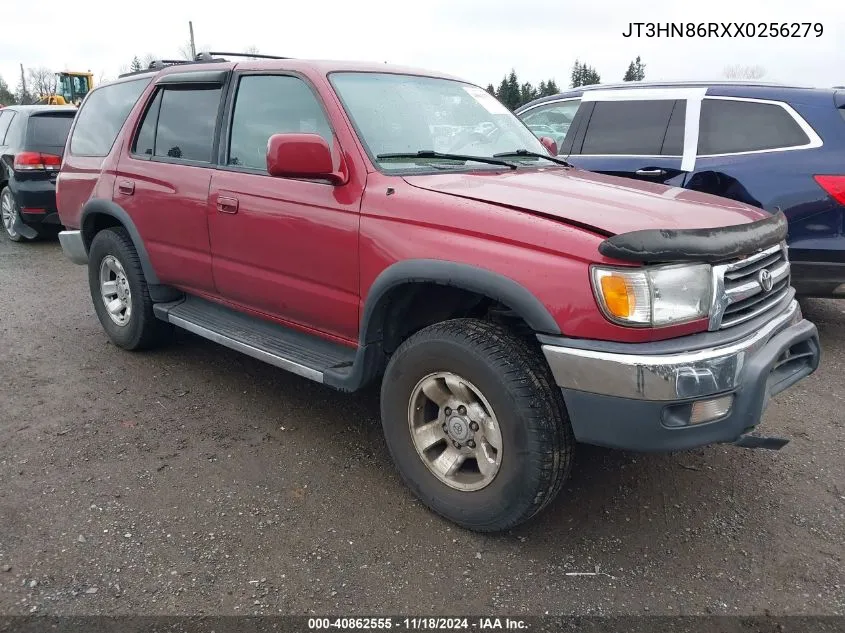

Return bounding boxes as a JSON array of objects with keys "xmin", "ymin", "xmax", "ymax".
[
  {"xmin": 661, "ymin": 100, "xmax": 686, "ymax": 155},
  {"xmin": 0, "ymin": 111, "xmax": 13, "ymax": 144},
  {"xmin": 520, "ymin": 100, "xmax": 580, "ymax": 148},
  {"xmin": 132, "ymin": 90, "xmax": 163, "ymax": 156},
  {"xmin": 3, "ymin": 111, "xmax": 25, "ymax": 148},
  {"xmin": 578, "ymin": 99, "xmax": 676, "ymax": 155},
  {"xmin": 153, "ymin": 87, "xmax": 221, "ymax": 162},
  {"xmin": 228, "ymin": 75, "xmax": 333, "ymax": 171},
  {"xmin": 70, "ymin": 77, "xmax": 151, "ymax": 156},
  {"xmin": 699, "ymin": 99, "xmax": 811, "ymax": 155}
]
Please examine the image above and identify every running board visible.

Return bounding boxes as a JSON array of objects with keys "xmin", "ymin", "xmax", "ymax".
[{"xmin": 153, "ymin": 296, "xmax": 356, "ymax": 383}]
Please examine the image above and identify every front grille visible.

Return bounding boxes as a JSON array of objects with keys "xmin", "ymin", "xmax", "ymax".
[{"xmin": 713, "ymin": 243, "xmax": 791, "ymax": 330}]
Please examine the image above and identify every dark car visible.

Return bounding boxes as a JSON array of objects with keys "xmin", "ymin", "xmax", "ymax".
[
  {"xmin": 0, "ymin": 105, "xmax": 77, "ymax": 242},
  {"xmin": 55, "ymin": 57, "xmax": 818, "ymax": 531},
  {"xmin": 517, "ymin": 81, "xmax": 845, "ymax": 297}
]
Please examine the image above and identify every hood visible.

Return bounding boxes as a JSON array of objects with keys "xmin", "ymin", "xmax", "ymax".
[{"xmin": 403, "ymin": 168, "xmax": 765, "ymax": 236}]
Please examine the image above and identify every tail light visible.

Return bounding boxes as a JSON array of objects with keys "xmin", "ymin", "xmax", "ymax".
[
  {"xmin": 13, "ymin": 151, "xmax": 62, "ymax": 172},
  {"xmin": 814, "ymin": 175, "xmax": 845, "ymax": 205}
]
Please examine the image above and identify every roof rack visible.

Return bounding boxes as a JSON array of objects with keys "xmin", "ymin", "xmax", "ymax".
[
  {"xmin": 118, "ymin": 51, "xmax": 289, "ymax": 79},
  {"xmin": 202, "ymin": 51, "xmax": 289, "ymax": 60}
]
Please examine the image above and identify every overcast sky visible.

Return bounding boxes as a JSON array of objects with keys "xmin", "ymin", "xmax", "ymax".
[{"xmin": 2, "ymin": 0, "xmax": 843, "ymax": 94}]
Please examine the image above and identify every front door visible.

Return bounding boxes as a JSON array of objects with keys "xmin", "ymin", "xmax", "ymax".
[{"xmin": 207, "ymin": 73, "xmax": 362, "ymax": 343}]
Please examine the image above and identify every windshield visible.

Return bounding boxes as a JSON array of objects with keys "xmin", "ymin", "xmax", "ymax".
[{"xmin": 330, "ymin": 72, "xmax": 548, "ymax": 171}]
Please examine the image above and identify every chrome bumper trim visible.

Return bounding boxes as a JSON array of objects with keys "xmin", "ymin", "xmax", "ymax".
[
  {"xmin": 58, "ymin": 230, "xmax": 88, "ymax": 265},
  {"xmin": 542, "ymin": 299, "xmax": 802, "ymax": 401}
]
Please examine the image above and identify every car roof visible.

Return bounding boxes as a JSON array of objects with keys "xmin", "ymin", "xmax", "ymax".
[
  {"xmin": 1, "ymin": 105, "xmax": 77, "ymax": 116},
  {"xmin": 119, "ymin": 58, "xmax": 466, "ymax": 83},
  {"xmin": 517, "ymin": 80, "xmax": 839, "ymax": 111}
]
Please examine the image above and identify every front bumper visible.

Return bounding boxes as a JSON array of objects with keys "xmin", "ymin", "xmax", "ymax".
[{"xmin": 540, "ymin": 299, "xmax": 819, "ymax": 451}]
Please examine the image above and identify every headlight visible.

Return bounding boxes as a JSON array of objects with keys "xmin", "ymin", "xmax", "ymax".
[{"xmin": 591, "ymin": 263, "xmax": 712, "ymax": 327}]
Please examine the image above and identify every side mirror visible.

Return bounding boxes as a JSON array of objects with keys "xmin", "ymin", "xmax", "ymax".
[
  {"xmin": 539, "ymin": 136, "xmax": 558, "ymax": 156},
  {"xmin": 266, "ymin": 133, "xmax": 346, "ymax": 184}
]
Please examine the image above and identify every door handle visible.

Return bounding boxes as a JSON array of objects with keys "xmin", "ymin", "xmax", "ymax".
[
  {"xmin": 217, "ymin": 196, "xmax": 239, "ymax": 214},
  {"xmin": 117, "ymin": 180, "xmax": 135, "ymax": 195},
  {"xmin": 635, "ymin": 168, "xmax": 667, "ymax": 177}
]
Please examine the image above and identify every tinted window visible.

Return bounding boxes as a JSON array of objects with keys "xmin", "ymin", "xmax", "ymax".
[
  {"xmin": 132, "ymin": 91, "xmax": 163, "ymax": 156},
  {"xmin": 228, "ymin": 75, "xmax": 332, "ymax": 170},
  {"xmin": 3, "ymin": 111, "xmax": 25, "ymax": 148},
  {"xmin": 520, "ymin": 100, "xmax": 580, "ymax": 149},
  {"xmin": 27, "ymin": 114, "xmax": 75, "ymax": 146},
  {"xmin": 661, "ymin": 100, "xmax": 686, "ymax": 155},
  {"xmin": 154, "ymin": 87, "xmax": 221, "ymax": 162},
  {"xmin": 0, "ymin": 111, "xmax": 14, "ymax": 144},
  {"xmin": 699, "ymin": 99, "xmax": 810, "ymax": 155},
  {"xmin": 578, "ymin": 100, "xmax": 675, "ymax": 155},
  {"xmin": 70, "ymin": 78, "xmax": 151, "ymax": 156}
]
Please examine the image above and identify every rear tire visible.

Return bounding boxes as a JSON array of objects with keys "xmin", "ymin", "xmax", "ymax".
[
  {"xmin": 380, "ymin": 318, "xmax": 574, "ymax": 532},
  {"xmin": 88, "ymin": 227, "xmax": 172, "ymax": 350},
  {"xmin": 1, "ymin": 187, "xmax": 29, "ymax": 243}
]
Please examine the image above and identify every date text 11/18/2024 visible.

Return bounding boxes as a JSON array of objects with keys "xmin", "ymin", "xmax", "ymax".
[{"xmin": 307, "ymin": 617, "xmax": 528, "ymax": 630}]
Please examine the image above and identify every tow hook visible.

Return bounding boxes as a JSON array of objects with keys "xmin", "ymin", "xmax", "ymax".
[{"xmin": 732, "ymin": 434, "xmax": 790, "ymax": 450}]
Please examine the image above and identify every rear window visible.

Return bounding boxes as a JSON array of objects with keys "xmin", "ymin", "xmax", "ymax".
[
  {"xmin": 698, "ymin": 98, "xmax": 811, "ymax": 155},
  {"xmin": 70, "ymin": 77, "xmax": 151, "ymax": 157},
  {"xmin": 27, "ymin": 114, "xmax": 75, "ymax": 147}
]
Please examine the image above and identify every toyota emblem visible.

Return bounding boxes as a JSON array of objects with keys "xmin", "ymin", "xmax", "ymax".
[{"xmin": 758, "ymin": 269, "xmax": 774, "ymax": 293}]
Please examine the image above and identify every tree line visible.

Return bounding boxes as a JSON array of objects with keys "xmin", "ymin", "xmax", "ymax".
[{"xmin": 486, "ymin": 56, "xmax": 647, "ymax": 110}]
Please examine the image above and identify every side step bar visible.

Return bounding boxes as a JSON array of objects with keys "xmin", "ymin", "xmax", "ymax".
[{"xmin": 153, "ymin": 296, "xmax": 357, "ymax": 384}]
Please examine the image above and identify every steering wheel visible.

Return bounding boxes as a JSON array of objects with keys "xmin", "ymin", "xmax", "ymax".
[{"xmin": 447, "ymin": 127, "xmax": 501, "ymax": 153}]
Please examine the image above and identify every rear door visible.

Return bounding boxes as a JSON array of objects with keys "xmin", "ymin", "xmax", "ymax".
[
  {"xmin": 687, "ymin": 96, "xmax": 830, "ymax": 259},
  {"xmin": 115, "ymin": 75, "xmax": 226, "ymax": 294},
  {"xmin": 566, "ymin": 96, "xmax": 687, "ymax": 186}
]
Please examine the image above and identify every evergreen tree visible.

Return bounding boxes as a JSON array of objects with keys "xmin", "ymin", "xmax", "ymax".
[
  {"xmin": 485, "ymin": 84, "xmax": 496, "ymax": 96},
  {"xmin": 545, "ymin": 79, "xmax": 559, "ymax": 95},
  {"xmin": 624, "ymin": 56, "xmax": 646, "ymax": 81},
  {"xmin": 130, "ymin": 56, "xmax": 142, "ymax": 73},
  {"xmin": 519, "ymin": 81, "xmax": 537, "ymax": 107},
  {"xmin": 0, "ymin": 75, "xmax": 15, "ymax": 105},
  {"xmin": 571, "ymin": 60, "xmax": 583, "ymax": 88},
  {"xmin": 537, "ymin": 80, "xmax": 547, "ymax": 96},
  {"xmin": 572, "ymin": 61, "xmax": 600, "ymax": 87}
]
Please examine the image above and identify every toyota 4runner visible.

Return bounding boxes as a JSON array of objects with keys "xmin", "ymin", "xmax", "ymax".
[{"xmin": 56, "ymin": 54, "xmax": 820, "ymax": 531}]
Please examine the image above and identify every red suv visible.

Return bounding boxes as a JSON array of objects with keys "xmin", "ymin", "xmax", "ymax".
[{"xmin": 57, "ymin": 55, "xmax": 820, "ymax": 531}]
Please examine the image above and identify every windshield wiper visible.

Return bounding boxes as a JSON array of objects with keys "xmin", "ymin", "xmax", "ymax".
[
  {"xmin": 493, "ymin": 149, "xmax": 572, "ymax": 167},
  {"xmin": 376, "ymin": 151, "xmax": 518, "ymax": 170}
]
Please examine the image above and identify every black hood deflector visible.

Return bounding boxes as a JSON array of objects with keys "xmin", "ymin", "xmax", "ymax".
[{"xmin": 598, "ymin": 211, "xmax": 787, "ymax": 263}]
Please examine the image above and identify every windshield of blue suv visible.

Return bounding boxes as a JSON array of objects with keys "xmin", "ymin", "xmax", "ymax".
[{"xmin": 330, "ymin": 72, "xmax": 550, "ymax": 171}]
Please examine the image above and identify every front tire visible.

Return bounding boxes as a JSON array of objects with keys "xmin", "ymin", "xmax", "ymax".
[
  {"xmin": 88, "ymin": 227, "xmax": 172, "ymax": 350},
  {"xmin": 380, "ymin": 319, "xmax": 574, "ymax": 532}
]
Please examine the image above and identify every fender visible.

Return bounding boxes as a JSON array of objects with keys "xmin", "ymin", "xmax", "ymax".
[
  {"xmin": 323, "ymin": 259, "xmax": 560, "ymax": 392},
  {"xmin": 80, "ymin": 198, "xmax": 160, "ymax": 285}
]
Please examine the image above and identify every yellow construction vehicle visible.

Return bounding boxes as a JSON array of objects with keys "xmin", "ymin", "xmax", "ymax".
[{"xmin": 36, "ymin": 71, "xmax": 94, "ymax": 106}]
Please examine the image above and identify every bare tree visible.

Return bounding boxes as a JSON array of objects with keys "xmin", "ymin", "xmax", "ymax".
[
  {"xmin": 27, "ymin": 67, "xmax": 58, "ymax": 99},
  {"xmin": 722, "ymin": 64, "xmax": 767, "ymax": 80},
  {"xmin": 178, "ymin": 40, "xmax": 194, "ymax": 60},
  {"xmin": 244, "ymin": 45, "xmax": 261, "ymax": 59},
  {"xmin": 141, "ymin": 54, "xmax": 156, "ymax": 69}
]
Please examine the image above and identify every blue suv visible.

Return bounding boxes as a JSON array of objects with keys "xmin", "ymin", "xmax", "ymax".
[{"xmin": 517, "ymin": 82, "xmax": 845, "ymax": 297}]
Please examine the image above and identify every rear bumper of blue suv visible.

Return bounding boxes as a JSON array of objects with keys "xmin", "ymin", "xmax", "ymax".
[{"xmin": 538, "ymin": 298, "xmax": 819, "ymax": 452}]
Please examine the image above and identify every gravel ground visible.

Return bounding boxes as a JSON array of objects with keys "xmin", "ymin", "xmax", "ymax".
[{"xmin": 0, "ymin": 236, "xmax": 843, "ymax": 616}]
